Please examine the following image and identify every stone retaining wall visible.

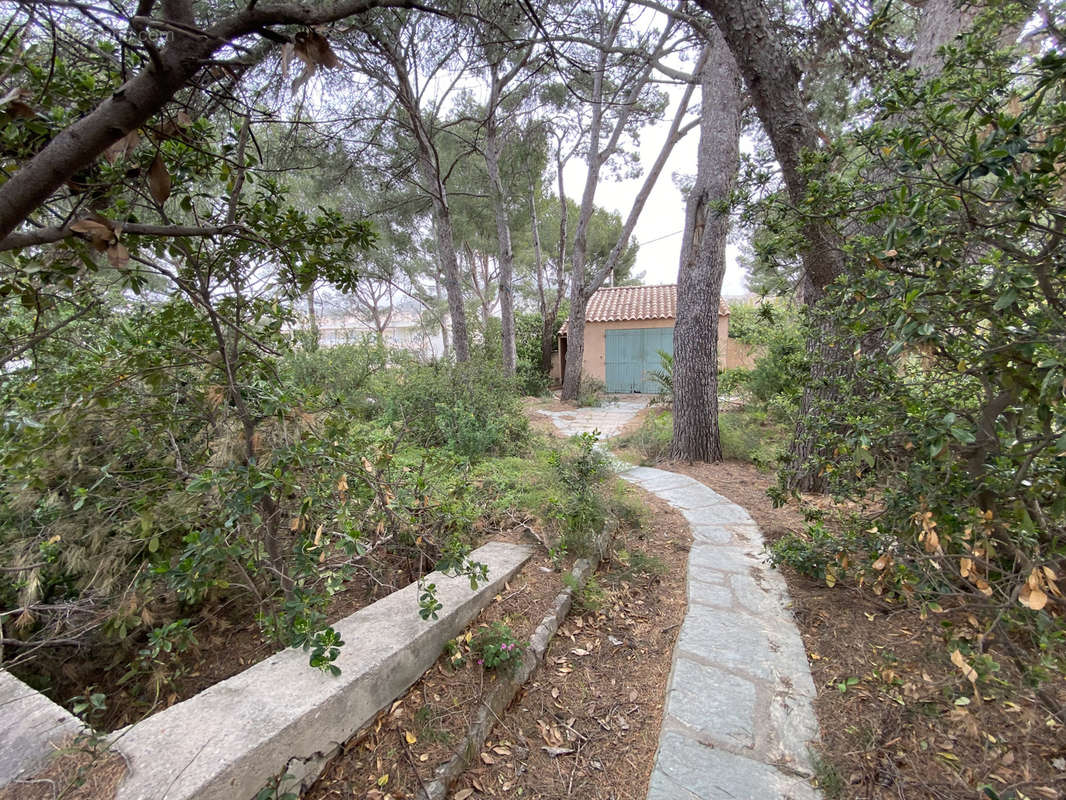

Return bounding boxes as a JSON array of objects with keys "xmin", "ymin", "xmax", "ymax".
[{"xmin": 0, "ymin": 540, "xmax": 532, "ymax": 800}]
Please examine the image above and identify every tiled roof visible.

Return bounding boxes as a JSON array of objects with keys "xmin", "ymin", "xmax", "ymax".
[{"xmin": 559, "ymin": 285, "xmax": 728, "ymax": 334}]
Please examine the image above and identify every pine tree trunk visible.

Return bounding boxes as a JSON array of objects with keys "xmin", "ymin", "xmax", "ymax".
[
  {"xmin": 698, "ymin": 0, "xmax": 982, "ymax": 490},
  {"xmin": 427, "ymin": 191, "xmax": 470, "ymax": 362},
  {"xmin": 669, "ymin": 34, "xmax": 741, "ymax": 462},
  {"xmin": 561, "ymin": 295, "xmax": 587, "ymax": 401}
]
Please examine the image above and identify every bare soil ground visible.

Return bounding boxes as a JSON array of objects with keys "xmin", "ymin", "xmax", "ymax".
[
  {"xmin": 306, "ymin": 489, "xmax": 691, "ymax": 800},
  {"xmin": 667, "ymin": 459, "xmax": 1066, "ymax": 800}
]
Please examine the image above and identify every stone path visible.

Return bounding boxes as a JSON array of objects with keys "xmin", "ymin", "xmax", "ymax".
[
  {"xmin": 536, "ymin": 397, "xmax": 649, "ymax": 438},
  {"xmin": 621, "ymin": 466, "xmax": 822, "ymax": 800},
  {"xmin": 539, "ymin": 402, "xmax": 822, "ymax": 798}
]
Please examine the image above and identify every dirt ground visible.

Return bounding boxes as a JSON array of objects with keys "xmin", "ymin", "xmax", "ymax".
[
  {"xmin": 15, "ymin": 547, "xmax": 438, "ymax": 732},
  {"xmin": 668, "ymin": 459, "xmax": 1066, "ymax": 800},
  {"xmin": 305, "ymin": 488, "xmax": 691, "ymax": 800}
]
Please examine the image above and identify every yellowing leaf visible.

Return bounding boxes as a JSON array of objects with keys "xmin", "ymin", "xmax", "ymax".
[
  {"xmin": 405, "ymin": 730, "xmax": 417, "ymax": 744},
  {"xmin": 825, "ymin": 567, "xmax": 837, "ymax": 588},
  {"xmin": 376, "ymin": 774, "xmax": 388, "ymax": 787},
  {"xmin": 107, "ymin": 242, "xmax": 130, "ymax": 269},
  {"xmin": 148, "ymin": 153, "xmax": 171, "ymax": 204},
  {"xmin": 950, "ymin": 649, "xmax": 978, "ymax": 685}
]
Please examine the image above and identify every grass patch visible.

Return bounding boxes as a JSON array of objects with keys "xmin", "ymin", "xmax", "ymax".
[{"xmin": 613, "ymin": 406, "xmax": 788, "ymax": 470}]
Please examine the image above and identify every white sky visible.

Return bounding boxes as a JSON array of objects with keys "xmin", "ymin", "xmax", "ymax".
[{"xmin": 562, "ymin": 118, "xmax": 749, "ymax": 296}]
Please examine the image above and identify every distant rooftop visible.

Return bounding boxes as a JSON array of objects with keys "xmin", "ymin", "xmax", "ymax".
[{"xmin": 560, "ymin": 284, "xmax": 728, "ymax": 334}]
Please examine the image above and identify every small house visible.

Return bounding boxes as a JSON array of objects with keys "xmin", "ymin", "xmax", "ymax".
[{"xmin": 556, "ymin": 284, "xmax": 730, "ymax": 393}]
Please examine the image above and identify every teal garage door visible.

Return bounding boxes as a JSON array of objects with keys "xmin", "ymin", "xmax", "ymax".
[{"xmin": 604, "ymin": 327, "xmax": 674, "ymax": 393}]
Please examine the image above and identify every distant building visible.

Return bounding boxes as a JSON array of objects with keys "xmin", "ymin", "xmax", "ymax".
[
  {"xmin": 306, "ymin": 311, "xmax": 446, "ymax": 359},
  {"xmin": 557, "ymin": 284, "xmax": 741, "ymax": 392}
]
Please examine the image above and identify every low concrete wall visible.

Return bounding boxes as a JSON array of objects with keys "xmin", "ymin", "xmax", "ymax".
[
  {"xmin": 0, "ymin": 670, "xmax": 86, "ymax": 786},
  {"xmin": 0, "ymin": 541, "xmax": 531, "ymax": 800}
]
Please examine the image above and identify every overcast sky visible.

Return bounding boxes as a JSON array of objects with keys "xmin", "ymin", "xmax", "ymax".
[{"xmin": 560, "ymin": 86, "xmax": 750, "ymax": 296}]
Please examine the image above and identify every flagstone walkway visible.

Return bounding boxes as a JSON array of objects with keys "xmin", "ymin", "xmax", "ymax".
[
  {"xmin": 539, "ymin": 402, "xmax": 822, "ymax": 799},
  {"xmin": 622, "ymin": 466, "xmax": 821, "ymax": 800},
  {"xmin": 536, "ymin": 397, "xmax": 649, "ymax": 438}
]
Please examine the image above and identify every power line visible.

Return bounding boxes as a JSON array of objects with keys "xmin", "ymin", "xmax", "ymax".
[{"xmin": 636, "ymin": 229, "xmax": 684, "ymax": 247}]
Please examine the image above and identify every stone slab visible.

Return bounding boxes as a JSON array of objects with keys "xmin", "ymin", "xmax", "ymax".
[
  {"xmin": 687, "ymin": 579, "xmax": 734, "ymax": 608},
  {"xmin": 689, "ymin": 524, "xmax": 735, "ymax": 545},
  {"xmin": 682, "ymin": 503, "xmax": 754, "ymax": 526},
  {"xmin": 729, "ymin": 571, "xmax": 792, "ymax": 618},
  {"xmin": 0, "ymin": 670, "xmax": 87, "ymax": 787},
  {"xmin": 678, "ymin": 607, "xmax": 809, "ymax": 686},
  {"xmin": 688, "ymin": 544, "xmax": 763, "ymax": 575},
  {"xmin": 625, "ymin": 472, "xmax": 698, "ymax": 493},
  {"xmin": 111, "ymin": 541, "xmax": 532, "ymax": 800},
  {"xmin": 725, "ymin": 524, "xmax": 765, "ymax": 547},
  {"xmin": 655, "ymin": 484, "xmax": 731, "ymax": 511},
  {"xmin": 653, "ymin": 731, "xmax": 821, "ymax": 800},
  {"xmin": 766, "ymin": 690, "xmax": 820, "ymax": 773},
  {"xmin": 666, "ymin": 658, "xmax": 756, "ymax": 748}
]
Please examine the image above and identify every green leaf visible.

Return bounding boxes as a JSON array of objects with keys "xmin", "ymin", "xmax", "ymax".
[{"xmin": 992, "ymin": 289, "xmax": 1017, "ymax": 310}]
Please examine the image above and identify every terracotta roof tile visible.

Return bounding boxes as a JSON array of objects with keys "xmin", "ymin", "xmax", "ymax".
[{"xmin": 558, "ymin": 285, "xmax": 728, "ymax": 335}]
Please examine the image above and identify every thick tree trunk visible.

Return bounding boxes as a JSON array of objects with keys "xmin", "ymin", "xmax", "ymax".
[
  {"xmin": 421, "ymin": 165, "xmax": 470, "ymax": 362},
  {"xmin": 0, "ymin": 0, "xmax": 413, "ymax": 243},
  {"xmin": 696, "ymin": 0, "xmax": 982, "ymax": 490},
  {"xmin": 562, "ymin": 297, "xmax": 588, "ymax": 400},
  {"xmin": 669, "ymin": 37, "xmax": 742, "ymax": 462}
]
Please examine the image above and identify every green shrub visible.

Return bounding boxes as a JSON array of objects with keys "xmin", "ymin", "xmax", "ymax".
[
  {"xmin": 379, "ymin": 360, "xmax": 528, "ymax": 460},
  {"xmin": 549, "ymin": 431, "xmax": 611, "ymax": 554},
  {"xmin": 517, "ymin": 358, "xmax": 551, "ymax": 396},
  {"xmin": 718, "ymin": 367, "xmax": 752, "ymax": 398},
  {"xmin": 615, "ymin": 409, "xmax": 673, "ymax": 464},
  {"xmin": 577, "ymin": 375, "xmax": 606, "ymax": 407},
  {"xmin": 719, "ymin": 410, "xmax": 787, "ymax": 470},
  {"xmin": 646, "ymin": 350, "xmax": 673, "ymax": 404},
  {"xmin": 469, "ymin": 621, "xmax": 525, "ymax": 674},
  {"xmin": 282, "ymin": 339, "xmax": 387, "ymax": 413}
]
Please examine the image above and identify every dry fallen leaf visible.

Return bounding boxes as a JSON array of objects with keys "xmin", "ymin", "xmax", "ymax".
[{"xmin": 541, "ymin": 746, "xmax": 575, "ymax": 758}]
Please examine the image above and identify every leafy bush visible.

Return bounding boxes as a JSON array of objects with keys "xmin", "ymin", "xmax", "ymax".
[
  {"xmin": 718, "ymin": 367, "xmax": 752, "ymax": 398},
  {"xmin": 517, "ymin": 358, "xmax": 551, "ymax": 397},
  {"xmin": 577, "ymin": 375, "xmax": 606, "ymax": 407},
  {"xmin": 719, "ymin": 410, "xmax": 788, "ymax": 470},
  {"xmin": 615, "ymin": 409, "xmax": 673, "ymax": 464},
  {"xmin": 378, "ymin": 360, "xmax": 528, "ymax": 460},
  {"xmin": 646, "ymin": 350, "xmax": 673, "ymax": 404},
  {"xmin": 469, "ymin": 621, "xmax": 525, "ymax": 674},
  {"xmin": 282, "ymin": 339, "xmax": 386, "ymax": 413},
  {"xmin": 548, "ymin": 431, "xmax": 611, "ymax": 554},
  {"xmin": 744, "ymin": 321, "xmax": 807, "ymax": 421}
]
